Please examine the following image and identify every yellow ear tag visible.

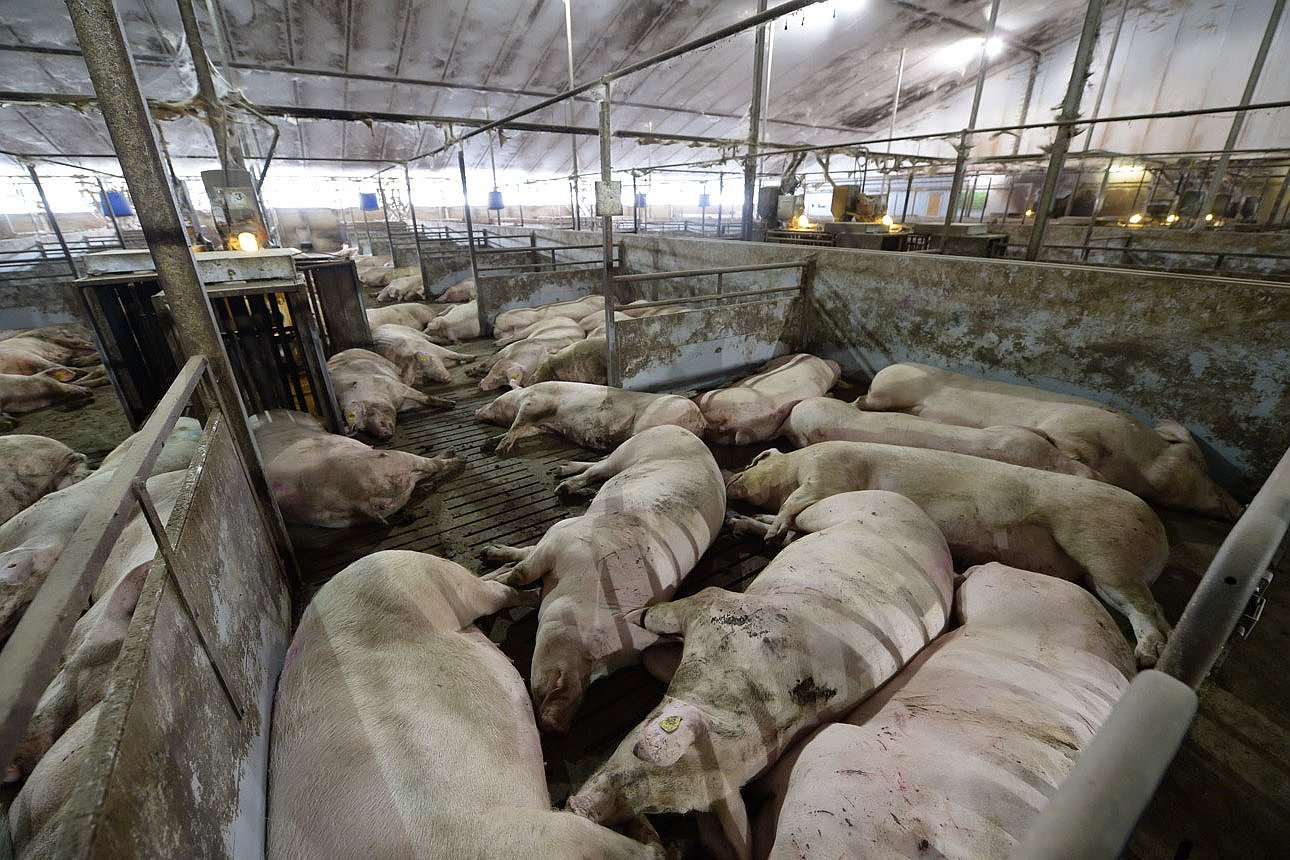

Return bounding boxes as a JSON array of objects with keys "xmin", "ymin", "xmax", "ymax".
[
  {"xmin": 345, "ymin": 411, "xmax": 357, "ymax": 421},
  {"xmin": 659, "ymin": 715, "xmax": 682, "ymax": 734}
]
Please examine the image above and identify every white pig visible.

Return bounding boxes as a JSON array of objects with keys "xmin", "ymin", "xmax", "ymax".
[
  {"xmin": 753, "ymin": 562, "xmax": 1134, "ymax": 860},
  {"xmin": 781, "ymin": 396, "xmax": 1102, "ymax": 479},
  {"xmin": 251, "ymin": 409, "xmax": 464, "ymax": 527},
  {"xmin": 424, "ymin": 301, "xmax": 482, "ymax": 344},
  {"xmin": 694, "ymin": 354, "xmax": 840, "ymax": 445},
  {"xmin": 375, "ymin": 274, "xmax": 425, "ymax": 302},
  {"xmin": 567, "ymin": 491, "xmax": 954, "ymax": 860},
  {"xmin": 495, "ymin": 316, "xmax": 586, "ymax": 347},
  {"xmin": 327, "ymin": 348, "xmax": 453, "ymax": 440},
  {"xmin": 479, "ymin": 321, "xmax": 585, "ymax": 391},
  {"xmin": 858, "ymin": 362, "xmax": 1242, "ymax": 520},
  {"xmin": 8, "ymin": 703, "xmax": 101, "ymax": 857},
  {"xmin": 370, "ymin": 324, "xmax": 472, "ymax": 386},
  {"xmin": 365, "ymin": 302, "xmax": 439, "ymax": 330},
  {"xmin": 475, "ymin": 381, "xmax": 707, "ymax": 453},
  {"xmin": 0, "ymin": 371, "xmax": 92, "ymax": 424},
  {"xmin": 492, "ymin": 295, "xmax": 605, "ymax": 339},
  {"xmin": 531, "ymin": 338, "xmax": 607, "ymax": 385},
  {"xmin": 726, "ymin": 441, "xmax": 1171, "ymax": 666},
  {"xmin": 0, "ymin": 436, "xmax": 89, "ymax": 525},
  {"xmin": 481, "ymin": 425, "xmax": 725, "ymax": 733},
  {"xmin": 267, "ymin": 550, "xmax": 658, "ymax": 860},
  {"xmin": 437, "ymin": 276, "xmax": 476, "ymax": 302}
]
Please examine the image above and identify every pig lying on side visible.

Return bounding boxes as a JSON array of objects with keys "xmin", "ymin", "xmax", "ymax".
[
  {"xmin": 568, "ymin": 491, "xmax": 954, "ymax": 860},
  {"xmin": 753, "ymin": 562, "xmax": 1134, "ymax": 859},
  {"xmin": 268, "ymin": 550, "xmax": 658, "ymax": 860},
  {"xmin": 694, "ymin": 354, "xmax": 840, "ymax": 445},
  {"xmin": 251, "ymin": 409, "xmax": 464, "ymax": 527},
  {"xmin": 482, "ymin": 426, "xmax": 725, "ymax": 733},
  {"xmin": 0, "ymin": 436, "xmax": 89, "ymax": 525},
  {"xmin": 371, "ymin": 324, "xmax": 472, "ymax": 386},
  {"xmin": 424, "ymin": 301, "xmax": 481, "ymax": 344},
  {"xmin": 727, "ymin": 441, "xmax": 1171, "ymax": 666},
  {"xmin": 476, "ymin": 381, "xmax": 707, "ymax": 453},
  {"xmin": 0, "ymin": 371, "xmax": 92, "ymax": 425},
  {"xmin": 375, "ymin": 274, "xmax": 425, "ymax": 303},
  {"xmin": 858, "ymin": 362, "xmax": 1242, "ymax": 520},
  {"xmin": 0, "ymin": 329, "xmax": 99, "ymax": 368},
  {"xmin": 327, "ymin": 348, "xmax": 454, "ymax": 440},
  {"xmin": 365, "ymin": 302, "xmax": 438, "ymax": 330},
  {"xmin": 495, "ymin": 316, "xmax": 586, "ymax": 347},
  {"xmin": 492, "ymin": 295, "xmax": 606, "ymax": 340},
  {"xmin": 8, "ymin": 703, "xmax": 101, "ymax": 857},
  {"xmin": 782, "ymin": 396, "xmax": 1102, "ymax": 479},
  {"xmin": 363, "ymin": 264, "xmax": 421, "ymax": 288},
  {"xmin": 438, "ymin": 276, "xmax": 475, "ymax": 302},
  {"xmin": 531, "ymin": 337, "xmax": 607, "ymax": 385},
  {"xmin": 0, "ymin": 347, "xmax": 77, "ymax": 380},
  {"xmin": 479, "ymin": 320, "xmax": 585, "ymax": 391}
]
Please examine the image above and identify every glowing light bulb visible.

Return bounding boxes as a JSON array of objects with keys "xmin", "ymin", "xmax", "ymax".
[
  {"xmin": 1128, "ymin": 213, "xmax": 1143, "ymax": 224},
  {"xmin": 1024, "ymin": 208, "xmax": 1034, "ymax": 218},
  {"xmin": 237, "ymin": 231, "xmax": 260, "ymax": 252},
  {"xmin": 1165, "ymin": 214, "xmax": 1178, "ymax": 224},
  {"xmin": 880, "ymin": 214, "xmax": 894, "ymax": 226},
  {"xmin": 1204, "ymin": 213, "xmax": 1214, "ymax": 222}
]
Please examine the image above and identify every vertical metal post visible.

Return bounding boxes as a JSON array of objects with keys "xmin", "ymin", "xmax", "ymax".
[
  {"xmin": 1080, "ymin": 159, "xmax": 1114, "ymax": 261},
  {"xmin": 26, "ymin": 163, "xmax": 77, "ymax": 277},
  {"xmin": 978, "ymin": 175, "xmax": 992, "ymax": 223},
  {"xmin": 1191, "ymin": 0, "xmax": 1286, "ymax": 230},
  {"xmin": 1013, "ymin": 54, "xmax": 1041, "ymax": 156},
  {"xmin": 940, "ymin": 0, "xmax": 1000, "ymax": 253},
  {"xmin": 886, "ymin": 48, "xmax": 906, "ymax": 157},
  {"xmin": 376, "ymin": 175, "xmax": 396, "ymax": 258},
  {"xmin": 599, "ymin": 83, "xmax": 620, "ymax": 387},
  {"xmin": 1266, "ymin": 169, "xmax": 1290, "ymax": 227},
  {"xmin": 360, "ymin": 205, "xmax": 373, "ymax": 254},
  {"xmin": 901, "ymin": 168, "xmax": 914, "ymax": 223},
  {"xmin": 742, "ymin": 0, "xmax": 769, "ymax": 241},
  {"xmin": 64, "ymin": 0, "xmax": 297, "ymax": 582},
  {"xmin": 1079, "ymin": 0, "xmax": 1129, "ymax": 161},
  {"xmin": 717, "ymin": 172, "xmax": 724, "ymax": 236},
  {"xmin": 1025, "ymin": 0, "xmax": 1107, "ymax": 261},
  {"xmin": 563, "ymin": 0, "xmax": 582, "ymax": 230},
  {"xmin": 404, "ymin": 163, "xmax": 426, "ymax": 284},
  {"xmin": 96, "ymin": 176, "xmax": 127, "ymax": 247},
  {"xmin": 632, "ymin": 172, "xmax": 640, "ymax": 233},
  {"xmin": 175, "ymin": 0, "xmax": 245, "ymax": 176},
  {"xmin": 459, "ymin": 150, "xmax": 484, "ymax": 335}
]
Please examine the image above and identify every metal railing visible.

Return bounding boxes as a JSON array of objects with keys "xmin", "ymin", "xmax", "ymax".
[
  {"xmin": 1013, "ymin": 443, "xmax": 1290, "ymax": 860},
  {"xmin": 613, "ymin": 260, "xmax": 811, "ymax": 306},
  {"xmin": 0, "ymin": 356, "xmax": 209, "ymax": 769},
  {"xmin": 1030, "ymin": 241, "xmax": 1290, "ymax": 278}
]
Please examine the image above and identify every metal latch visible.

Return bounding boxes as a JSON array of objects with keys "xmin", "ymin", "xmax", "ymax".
[{"xmin": 1235, "ymin": 569, "xmax": 1274, "ymax": 641}]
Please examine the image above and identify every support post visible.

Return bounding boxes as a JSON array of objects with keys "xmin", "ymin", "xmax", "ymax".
[
  {"xmin": 563, "ymin": 0, "xmax": 582, "ymax": 230},
  {"xmin": 1025, "ymin": 0, "xmax": 1107, "ymax": 261},
  {"xmin": 64, "ymin": 0, "xmax": 297, "ymax": 583},
  {"xmin": 632, "ymin": 172, "xmax": 640, "ymax": 233},
  {"xmin": 741, "ymin": 0, "xmax": 769, "ymax": 241},
  {"xmin": 939, "ymin": 0, "xmax": 1000, "ymax": 253},
  {"xmin": 376, "ymin": 176, "xmax": 397, "ymax": 259},
  {"xmin": 175, "ymin": 0, "xmax": 246, "ymax": 176},
  {"xmin": 404, "ymin": 164, "xmax": 426, "ymax": 284},
  {"xmin": 460, "ymin": 150, "xmax": 484, "ymax": 336},
  {"xmin": 1190, "ymin": 0, "xmax": 1286, "ymax": 230},
  {"xmin": 1080, "ymin": 158, "xmax": 1114, "ymax": 260},
  {"xmin": 598, "ymin": 83, "xmax": 620, "ymax": 387},
  {"xmin": 26, "ymin": 162, "xmax": 77, "ymax": 277}
]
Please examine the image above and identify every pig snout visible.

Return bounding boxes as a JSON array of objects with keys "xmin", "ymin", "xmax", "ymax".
[
  {"xmin": 533, "ymin": 668, "xmax": 587, "ymax": 735},
  {"xmin": 566, "ymin": 777, "xmax": 630, "ymax": 825}
]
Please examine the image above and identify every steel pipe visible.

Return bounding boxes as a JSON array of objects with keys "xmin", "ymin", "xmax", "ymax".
[
  {"xmin": 613, "ymin": 260, "xmax": 808, "ymax": 284},
  {"xmin": 742, "ymin": 0, "xmax": 770, "ymax": 242},
  {"xmin": 175, "ymin": 0, "xmax": 245, "ymax": 175},
  {"xmin": 598, "ymin": 84, "xmax": 620, "ymax": 387}
]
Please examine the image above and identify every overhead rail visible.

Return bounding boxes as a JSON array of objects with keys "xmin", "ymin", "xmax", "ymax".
[{"xmin": 1012, "ymin": 443, "xmax": 1290, "ymax": 860}]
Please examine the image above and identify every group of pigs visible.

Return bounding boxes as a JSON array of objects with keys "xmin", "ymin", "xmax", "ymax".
[
  {"xmin": 0, "ymin": 324, "xmax": 107, "ymax": 430},
  {"xmin": 355, "ymin": 255, "xmax": 477, "ymax": 304},
  {"xmin": 266, "ymin": 342, "xmax": 1242, "ymax": 859}
]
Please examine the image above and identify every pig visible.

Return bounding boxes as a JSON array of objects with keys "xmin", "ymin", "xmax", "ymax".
[
  {"xmin": 567, "ymin": 490, "xmax": 955, "ymax": 860},
  {"xmin": 495, "ymin": 316, "xmax": 587, "ymax": 347},
  {"xmin": 375, "ymin": 274, "xmax": 425, "ymax": 302},
  {"xmin": 492, "ymin": 295, "xmax": 606, "ymax": 339},
  {"xmin": 8, "ymin": 703, "xmax": 101, "ymax": 857},
  {"xmin": 424, "ymin": 301, "xmax": 482, "ymax": 344},
  {"xmin": 0, "ymin": 370, "xmax": 92, "ymax": 423},
  {"xmin": 327, "ymin": 348, "xmax": 454, "ymax": 440},
  {"xmin": 0, "ymin": 330, "xmax": 98, "ymax": 368},
  {"xmin": 578, "ymin": 310, "xmax": 629, "ymax": 335},
  {"xmin": 694, "ymin": 354, "xmax": 840, "ymax": 445},
  {"xmin": 858, "ymin": 362, "xmax": 1243, "ymax": 520},
  {"xmin": 479, "ymin": 322, "xmax": 586, "ymax": 391},
  {"xmin": 363, "ymin": 264, "xmax": 420, "ymax": 288},
  {"xmin": 97, "ymin": 416, "xmax": 203, "ymax": 476},
  {"xmin": 370, "ymin": 324, "xmax": 472, "ymax": 386},
  {"xmin": 437, "ymin": 276, "xmax": 476, "ymax": 302},
  {"xmin": 476, "ymin": 381, "xmax": 707, "ymax": 453},
  {"xmin": 481, "ymin": 426, "xmax": 725, "ymax": 733},
  {"xmin": 726, "ymin": 441, "xmax": 1172, "ymax": 666},
  {"xmin": 267, "ymin": 550, "xmax": 659, "ymax": 860},
  {"xmin": 0, "ymin": 347, "xmax": 77, "ymax": 380},
  {"xmin": 753, "ymin": 562, "xmax": 1134, "ymax": 860},
  {"xmin": 531, "ymin": 337, "xmax": 607, "ymax": 385},
  {"xmin": 365, "ymin": 302, "xmax": 439, "ymax": 330},
  {"xmin": 781, "ymin": 396, "xmax": 1102, "ymax": 480},
  {"xmin": 251, "ymin": 409, "xmax": 464, "ymax": 527},
  {"xmin": 0, "ymin": 436, "xmax": 90, "ymax": 525}
]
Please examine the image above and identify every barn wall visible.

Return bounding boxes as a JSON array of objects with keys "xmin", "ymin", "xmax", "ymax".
[
  {"xmin": 0, "ymin": 263, "xmax": 83, "ymax": 329},
  {"xmin": 592, "ymin": 232, "xmax": 1285, "ymax": 497}
]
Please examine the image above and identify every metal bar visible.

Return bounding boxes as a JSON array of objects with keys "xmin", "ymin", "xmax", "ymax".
[
  {"xmin": 615, "ymin": 285, "xmax": 802, "ymax": 311},
  {"xmin": 1025, "ymin": 0, "xmax": 1106, "ymax": 261},
  {"xmin": 1191, "ymin": 0, "xmax": 1286, "ymax": 230},
  {"xmin": 376, "ymin": 178, "xmax": 396, "ymax": 257},
  {"xmin": 1268, "ymin": 171, "xmax": 1290, "ymax": 227},
  {"xmin": 175, "ymin": 0, "xmax": 245, "ymax": 175},
  {"xmin": 887, "ymin": 48, "xmax": 906, "ymax": 156},
  {"xmin": 1157, "ymin": 444, "xmax": 1290, "ymax": 687},
  {"xmin": 1080, "ymin": 159, "xmax": 1115, "ymax": 260},
  {"xmin": 939, "ymin": 0, "xmax": 1000, "ymax": 253},
  {"xmin": 614, "ymin": 261, "xmax": 808, "ymax": 284},
  {"xmin": 96, "ymin": 176, "xmax": 126, "ymax": 247},
  {"xmin": 65, "ymin": 0, "xmax": 298, "ymax": 589},
  {"xmin": 0, "ymin": 356, "xmax": 206, "ymax": 768},
  {"xmin": 404, "ymin": 164, "xmax": 425, "ymax": 283},
  {"xmin": 25, "ymin": 162, "xmax": 77, "ymax": 277},
  {"xmin": 476, "ymin": 258, "xmax": 605, "ymax": 273},
  {"xmin": 130, "ymin": 476, "xmax": 244, "ymax": 719},
  {"xmin": 476, "ymin": 243, "xmax": 605, "ymax": 254},
  {"xmin": 599, "ymin": 84, "xmax": 619, "ymax": 387},
  {"xmin": 563, "ymin": 0, "xmax": 581, "ymax": 231},
  {"xmin": 459, "ymin": 149, "xmax": 484, "ymax": 336},
  {"xmin": 742, "ymin": 0, "xmax": 770, "ymax": 242},
  {"xmin": 1079, "ymin": 0, "xmax": 1129, "ymax": 160},
  {"xmin": 1009, "ymin": 670, "xmax": 1199, "ymax": 860}
]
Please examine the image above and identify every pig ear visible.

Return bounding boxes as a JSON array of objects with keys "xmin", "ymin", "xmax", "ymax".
[
  {"xmin": 639, "ymin": 595, "xmax": 700, "ymax": 636},
  {"xmin": 748, "ymin": 448, "xmax": 782, "ymax": 467},
  {"xmin": 633, "ymin": 704, "xmax": 710, "ymax": 766}
]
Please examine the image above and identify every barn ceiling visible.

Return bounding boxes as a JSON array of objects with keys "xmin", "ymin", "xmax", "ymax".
[{"xmin": 0, "ymin": 0, "xmax": 1104, "ymax": 178}]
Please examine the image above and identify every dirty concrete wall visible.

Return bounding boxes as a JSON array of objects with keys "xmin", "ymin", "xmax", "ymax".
[
  {"xmin": 477, "ymin": 267, "xmax": 605, "ymax": 326},
  {"xmin": 0, "ymin": 263, "xmax": 83, "ymax": 329},
  {"xmin": 614, "ymin": 234, "xmax": 1288, "ymax": 496},
  {"xmin": 618, "ymin": 295, "xmax": 804, "ymax": 391},
  {"xmin": 58, "ymin": 416, "xmax": 290, "ymax": 857}
]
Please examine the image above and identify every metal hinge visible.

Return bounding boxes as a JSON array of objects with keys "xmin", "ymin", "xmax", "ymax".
[{"xmin": 1235, "ymin": 568, "xmax": 1275, "ymax": 641}]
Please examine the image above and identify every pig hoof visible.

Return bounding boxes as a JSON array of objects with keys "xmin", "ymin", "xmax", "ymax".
[
  {"xmin": 555, "ymin": 479, "xmax": 587, "ymax": 497},
  {"xmin": 1135, "ymin": 633, "xmax": 1166, "ymax": 668}
]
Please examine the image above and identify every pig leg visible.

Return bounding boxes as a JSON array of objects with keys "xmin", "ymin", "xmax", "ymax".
[
  {"xmin": 764, "ymin": 480, "xmax": 830, "ymax": 544},
  {"xmin": 1090, "ymin": 581, "xmax": 1172, "ymax": 668},
  {"xmin": 398, "ymin": 386, "xmax": 454, "ymax": 410},
  {"xmin": 724, "ymin": 513, "xmax": 776, "ymax": 539},
  {"xmin": 555, "ymin": 460, "xmax": 597, "ymax": 478},
  {"xmin": 480, "ymin": 544, "xmax": 532, "ymax": 564},
  {"xmin": 483, "ymin": 539, "xmax": 558, "ymax": 588},
  {"xmin": 696, "ymin": 792, "xmax": 752, "ymax": 860},
  {"xmin": 494, "ymin": 399, "xmax": 557, "ymax": 454},
  {"xmin": 554, "ymin": 441, "xmax": 646, "ymax": 495}
]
